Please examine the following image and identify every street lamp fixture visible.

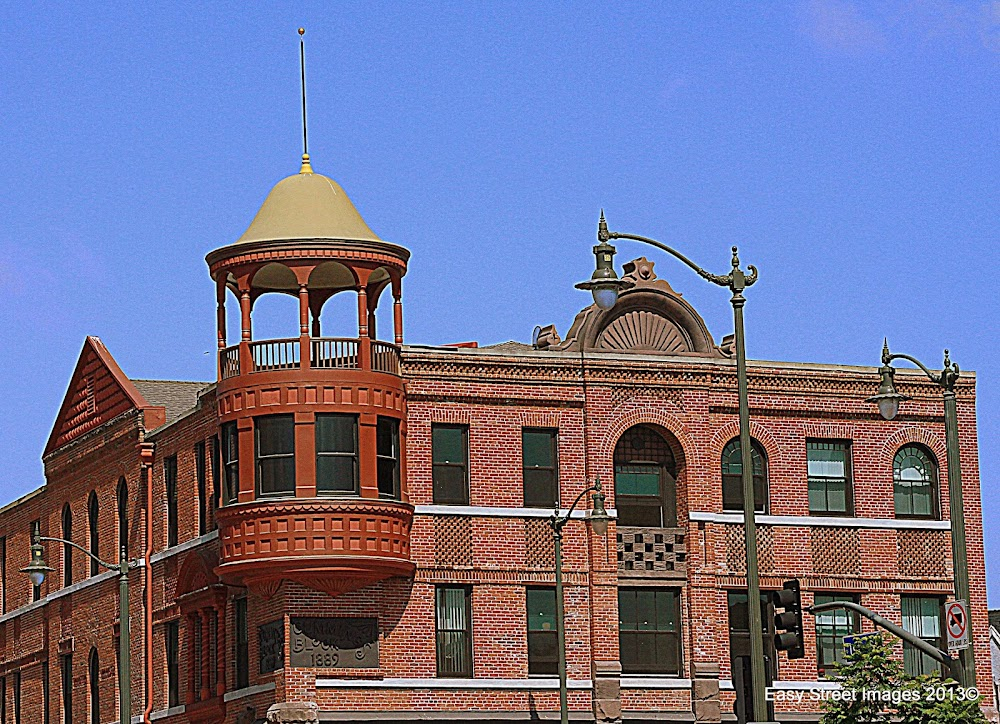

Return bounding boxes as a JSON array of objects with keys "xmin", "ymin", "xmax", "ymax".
[
  {"xmin": 866, "ymin": 339, "xmax": 975, "ymax": 689},
  {"xmin": 576, "ymin": 211, "xmax": 769, "ymax": 722},
  {"xmin": 550, "ymin": 477, "xmax": 609, "ymax": 724},
  {"xmin": 22, "ymin": 531, "xmax": 137, "ymax": 724}
]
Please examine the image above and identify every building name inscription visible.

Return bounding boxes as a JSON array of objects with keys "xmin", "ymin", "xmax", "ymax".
[{"xmin": 289, "ymin": 617, "xmax": 379, "ymax": 668}]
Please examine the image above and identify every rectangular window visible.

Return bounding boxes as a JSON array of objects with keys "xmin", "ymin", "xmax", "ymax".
[
  {"xmin": 522, "ymin": 429, "xmax": 558, "ymax": 508},
  {"xmin": 619, "ymin": 588, "xmax": 682, "ymax": 675},
  {"xmin": 61, "ymin": 655, "xmax": 72, "ymax": 724},
  {"xmin": 256, "ymin": 415, "xmax": 295, "ymax": 497},
  {"xmin": 432, "ymin": 425, "xmax": 469, "ymax": 505},
  {"xmin": 221, "ymin": 422, "xmax": 239, "ymax": 505},
  {"xmin": 315, "ymin": 414, "xmax": 358, "ymax": 494},
  {"xmin": 807, "ymin": 441, "xmax": 852, "ymax": 515},
  {"xmin": 902, "ymin": 596, "xmax": 943, "ymax": 677},
  {"xmin": 235, "ymin": 597, "xmax": 249, "ymax": 690},
  {"xmin": 164, "ymin": 456, "xmax": 178, "ymax": 547},
  {"xmin": 526, "ymin": 587, "xmax": 557, "ymax": 675},
  {"xmin": 814, "ymin": 594, "xmax": 860, "ymax": 678},
  {"xmin": 435, "ymin": 585, "xmax": 473, "ymax": 677},
  {"xmin": 196, "ymin": 441, "xmax": 208, "ymax": 535},
  {"xmin": 377, "ymin": 417, "xmax": 400, "ymax": 499},
  {"xmin": 211, "ymin": 434, "xmax": 222, "ymax": 510},
  {"xmin": 31, "ymin": 521, "xmax": 41, "ymax": 602},
  {"xmin": 165, "ymin": 620, "xmax": 179, "ymax": 707}
]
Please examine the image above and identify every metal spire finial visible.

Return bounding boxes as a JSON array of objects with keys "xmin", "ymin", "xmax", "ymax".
[{"xmin": 298, "ymin": 27, "xmax": 313, "ymax": 174}]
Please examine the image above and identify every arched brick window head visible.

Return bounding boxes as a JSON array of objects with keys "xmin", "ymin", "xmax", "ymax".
[
  {"xmin": 61, "ymin": 504, "xmax": 72, "ymax": 587},
  {"xmin": 614, "ymin": 425, "xmax": 677, "ymax": 527},
  {"xmin": 88, "ymin": 491, "xmax": 99, "ymax": 577},
  {"xmin": 117, "ymin": 478, "xmax": 128, "ymax": 557},
  {"xmin": 894, "ymin": 445, "xmax": 939, "ymax": 520},
  {"xmin": 721, "ymin": 438, "xmax": 768, "ymax": 514}
]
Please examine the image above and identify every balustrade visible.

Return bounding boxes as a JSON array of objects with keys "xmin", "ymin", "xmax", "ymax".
[{"xmin": 219, "ymin": 337, "xmax": 399, "ymax": 378}]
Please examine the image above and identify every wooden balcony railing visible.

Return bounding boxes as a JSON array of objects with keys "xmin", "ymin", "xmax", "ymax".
[
  {"xmin": 219, "ymin": 338, "xmax": 401, "ymax": 378},
  {"xmin": 250, "ymin": 338, "xmax": 299, "ymax": 372},
  {"xmin": 312, "ymin": 338, "xmax": 359, "ymax": 369},
  {"xmin": 617, "ymin": 526, "xmax": 687, "ymax": 577}
]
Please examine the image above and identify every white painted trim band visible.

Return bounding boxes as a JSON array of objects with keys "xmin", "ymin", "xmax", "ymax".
[
  {"xmin": 620, "ymin": 677, "xmax": 692, "ymax": 689},
  {"xmin": 316, "ymin": 677, "xmax": 592, "ymax": 690},
  {"xmin": 719, "ymin": 679, "xmax": 840, "ymax": 691},
  {"xmin": 150, "ymin": 529, "xmax": 220, "ymax": 563},
  {"xmin": 224, "ymin": 681, "xmax": 276, "ymax": 702},
  {"xmin": 414, "ymin": 505, "xmax": 617, "ymax": 520},
  {"xmin": 689, "ymin": 511, "xmax": 950, "ymax": 530}
]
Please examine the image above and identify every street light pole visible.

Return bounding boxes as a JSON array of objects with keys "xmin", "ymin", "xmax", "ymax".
[
  {"xmin": 550, "ymin": 478, "xmax": 610, "ymax": 724},
  {"xmin": 22, "ymin": 532, "xmax": 137, "ymax": 724},
  {"xmin": 866, "ymin": 341, "xmax": 975, "ymax": 688},
  {"xmin": 577, "ymin": 212, "xmax": 767, "ymax": 720}
]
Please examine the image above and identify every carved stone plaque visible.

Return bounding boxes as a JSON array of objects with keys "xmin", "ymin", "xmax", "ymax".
[
  {"xmin": 258, "ymin": 619, "xmax": 284, "ymax": 674},
  {"xmin": 289, "ymin": 617, "xmax": 378, "ymax": 669}
]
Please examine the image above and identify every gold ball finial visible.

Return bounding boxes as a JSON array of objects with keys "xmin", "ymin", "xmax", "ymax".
[{"xmin": 298, "ymin": 27, "xmax": 305, "ymax": 36}]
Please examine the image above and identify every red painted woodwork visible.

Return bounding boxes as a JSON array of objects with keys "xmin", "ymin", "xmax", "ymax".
[{"xmin": 214, "ymin": 498, "xmax": 415, "ymax": 597}]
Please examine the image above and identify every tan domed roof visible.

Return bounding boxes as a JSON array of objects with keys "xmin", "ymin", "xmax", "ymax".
[{"xmin": 236, "ymin": 155, "xmax": 381, "ymax": 244}]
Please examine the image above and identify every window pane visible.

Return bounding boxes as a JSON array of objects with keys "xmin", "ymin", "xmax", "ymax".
[
  {"xmin": 656, "ymin": 590, "xmax": 678, "ymax": 632},
  {"xmin": 316, "ymin": 457, "xmax": 356, "ymax": 493},
  {"xmin": 616, "ymin": 469, "xmax": 660, "ymax": 496},
  {"xmin": 617, "ymin": 501, "xmax": 663, "ymax": 528},
  {"xmin": 807, "ymin": 443, "xmax": 846, "ymax": 477},
  {"xmin": 378, "ymin": 458, "xmax": 398, "ymax": 497},
  {"xmin": 826, "ymin": 481, "xmax": 847, "ymax": 512},
  {"xmin": 635, "ymin": 590, "xmax": 656, "ymax": 631},
  {"xmin": 808, "ymin": 480, "xmax": 827, "ymax": 512},
  {"xmin": 527, "ymin": 589, "xmax": 556, "ymax": 631},
  {"xmin": 619, "ymin": 589, "xmax": 637, "ymax": 631},
  {"xmin": 433, "ymin": 465, "xmax": 468, "ymax": 505},
  {"xmin": 436, "ymin": 586, "xmax": 471, "ymax": 677},
  {"xmin": 433, "ymin": 426, "xmax": 466, "ymax": 464},
  {"xmin": 523, "ymin": 431, "xmax": 554, "ymax": 469},
  {"xmin": 316, "ymin": 415, "xmax": 356, "ymax": 454},
  {"xmin": 257, "ymin": 416, "xmax": 294, "ymax": 455},
  {"xmin": 377, "ymin": 418, "xmax": 397, "ymax": 457},
  {"xmin": 258, "ymin": 458, "xmax": 295, "ymax": 496},
  {"xmin": 523, "ymin": 469, "xmax": 557, "ymax": 508}
]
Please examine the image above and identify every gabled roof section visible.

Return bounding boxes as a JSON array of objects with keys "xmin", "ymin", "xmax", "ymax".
[
  {"xmin": 133, "ymin": 380, "xmax": 211, "ymax": 427},
  {"xmin": 44, "ymin": 336, "xmax": 157, "ymax": 456}
]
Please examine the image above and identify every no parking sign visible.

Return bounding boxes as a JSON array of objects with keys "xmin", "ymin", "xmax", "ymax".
[{"xmin": 946, "ymin": 600, "xmax": 969, "ymax": 652}]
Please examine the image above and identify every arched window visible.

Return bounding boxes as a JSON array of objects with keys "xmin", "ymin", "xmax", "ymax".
[
  {"xmin": 88, "ymin": 491, "xmax": 99, "ymax": 577},
  {"xmin": 88, "ymin": 647, "xmax": 99, "ymax": 724},
  {"xmin": 117, "ymin": 478, "xmax": 128, "ymax": 557},
  {"xmin": 614, "ymin": 425, "xmax": 677, "ymax": 527},
  {"xmin": 894, "ymin": 445, "xmax": 938, "ymax": 519},
  {"xmin": 62, "ymin": 504, "xmax": 73, "ymax": 587},
  {"xmin": 721, "ymin": 438, "xmax": 768, "ymax": 513}
]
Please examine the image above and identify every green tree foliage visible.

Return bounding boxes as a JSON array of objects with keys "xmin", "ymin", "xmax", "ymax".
[{"xmin": 819, "ymin": 634, "xmax": 985, "ymax": 724}]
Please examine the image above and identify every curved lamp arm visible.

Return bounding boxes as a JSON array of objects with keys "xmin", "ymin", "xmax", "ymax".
[
  {"xmin": 883, "ymin": 340, "xmax": 959, "ymax": 392},
  {"xmin": 37, "ymin": 534, "xmax": 128, "ymax": 572},
  {"xmin": 550, "ymin": 477, "xmax": 607, "ymax": 534}
]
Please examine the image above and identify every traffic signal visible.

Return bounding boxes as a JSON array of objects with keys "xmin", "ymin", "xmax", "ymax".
[{"xmin": 773, "ymin": 579, "xmax": 804, "ymax": 660}]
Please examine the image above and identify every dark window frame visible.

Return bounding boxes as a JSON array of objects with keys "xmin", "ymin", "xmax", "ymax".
[
  {"xmin": 255, "ymin": 415, "xmax": 296, "ymax": 498},
  {"xmin": 235, "ymin": 597, "xmax": 249, "ymax": 690},
  {"xmin": 165, "ymin": 620, "xmax": 180, "ymax": 707},
  {"xmin": 32, "ymin": 520, "xmax": 42, "ymax": 600},
  {"xmin": 522, "ymin": 429, "xmax": 559, "ymax": 509},
  {"xmin": 116, "ymin": 478, "xmax": 128, "ymax": 557},
  {"xmin": 211, "ymin": 434, "xmax": 222, "ymax": 510},
  {"xmin": 377, "ymin": 417, "xmax": 401, "ymax": 500},
  {"xmin": 614, "ymin": 426, "xmax": 678, "ymax": 527},
  {"xmin": 221, "ymin": 422, "xmax": 239, "ymax": 505},
  {"xmin": 901, "ymin": 595, "xmax": 944, "ymax": 677},
  {"xmin": 618, "ymin": 587, "xmax": 683, "ymax": 675},
  {"xmin": 60, "ymin": 654, "xmax": 72, "ymax": 724},
  {"xmin": 893, "ymin": 444, "xmax": 940, "ymax": 520},
  {"xmin": 42, "ymin": 659, "xmax": 50, "ymax": 724},
  {"xmin": 806, "ymin": 440, "xmax": 854, "ymax": 516},
  {"xmin": 814, "ymin": 593, "xmax": 860, "ymax": 678},
  {"xmin": 196, "ymin": 441, "xmax": 208, "ymax": 535},
  {"xmin": 164, "ymin": 456, "xmax": 178, "ymax": 547},
  {"xmin": 62, "ymin": 505, "xmax": 73, "ymax": 587},
  {"xmin": 435, "ymin": 585, "xmax": 473, "ymax": 677},
  {"xmin": 88, "ymin": 648, "xmax": 98, "ymax": 724},
  {"xmin": 432, "ymin": 425, "xmax": 470, "ymax": 506},
  {"xmin": 721, "ymin": 437, "xmax": 768, "ymax": 514},
  {"xmin": 315, "ymin": 413, "xmax": 359, "ymax": 495},
  {"xmin": 13, "ymin": 670, "xmax": 21, "ymax": 724},
  {"xmin": 526, "ymin": 587, "xmax": 558, "ymax": 675}
]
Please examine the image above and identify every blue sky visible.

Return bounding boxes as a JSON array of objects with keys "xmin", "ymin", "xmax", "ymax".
[{"xmin": 1, "ymin": 2, "xmax": 997, "ymax": 597}]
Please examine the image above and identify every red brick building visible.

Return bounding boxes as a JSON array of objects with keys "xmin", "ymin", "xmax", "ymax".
[{"xmin": 0, "ymin": 152, "xmax": 991, "ymax": 723}]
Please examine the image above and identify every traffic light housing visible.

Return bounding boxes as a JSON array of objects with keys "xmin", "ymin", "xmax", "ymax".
[{"xmin": 772, "ymin": 579, "xmax": 804, "ymax": 660}]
